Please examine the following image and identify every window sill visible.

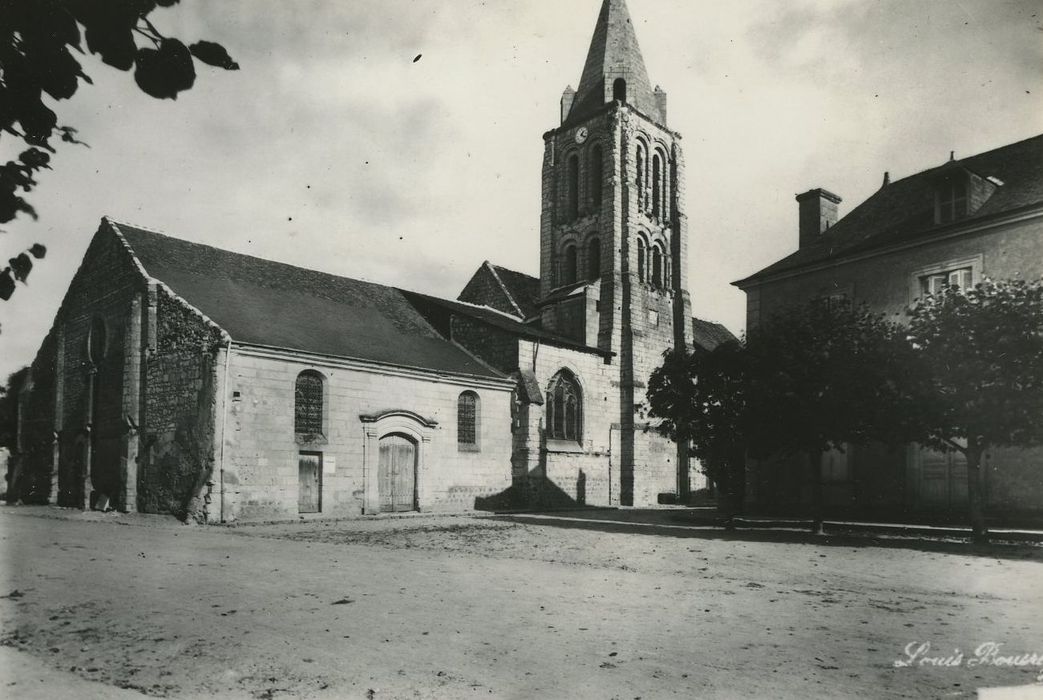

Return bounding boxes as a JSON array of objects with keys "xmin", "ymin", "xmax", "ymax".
[
  {"xmin": 458, "ymin": 443, "xmax": 481, "ymax": 453},
  {"xmin": 546, "ymin": 439, "xmax": 585, "ymax": 454}
]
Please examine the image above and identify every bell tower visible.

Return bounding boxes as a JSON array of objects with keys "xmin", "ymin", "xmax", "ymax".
[{"xmin": 538, "ymin": 0, "xmax": 694, "ymax": 505}]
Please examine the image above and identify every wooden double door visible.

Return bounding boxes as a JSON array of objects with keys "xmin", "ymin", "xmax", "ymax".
[{"xmin": 378, "ymin": 434, "xmax": 417, "ymax": 513}]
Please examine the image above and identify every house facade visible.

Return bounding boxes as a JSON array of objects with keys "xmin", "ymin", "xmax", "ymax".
[
  {"xmin": 7, "ymin": 0, "xmax": 735, "ymax": 522},
  {"xmin": 735, "ymin": 134, "xmax": 1043, "ymax": 521}
]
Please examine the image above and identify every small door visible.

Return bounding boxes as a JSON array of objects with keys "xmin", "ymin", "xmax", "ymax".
[
  {"xmin": 378, "ymin": 434, "xmax": 416, "ymax": 513},
  {"xmin": 298, "ymin": 453, "xmax": 322, "ymax": 513}
]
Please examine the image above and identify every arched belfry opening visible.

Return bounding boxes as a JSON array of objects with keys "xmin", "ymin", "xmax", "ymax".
[{"xmin": 613, "ymin": 78, "xmax": 627, "ymax": 103}]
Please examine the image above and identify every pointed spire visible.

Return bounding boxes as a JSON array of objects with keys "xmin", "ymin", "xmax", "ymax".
[{"xmin": 565, "ymin": 0, "xmax": 664, "ymax": 125}]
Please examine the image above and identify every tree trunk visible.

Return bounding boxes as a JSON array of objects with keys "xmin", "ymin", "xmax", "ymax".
[
  {"xmin": 811, "ymin": 452, "xmax": 824, "ymax": 535},
  {"xmin": 966, "ymin": 441, "xmax": 988, "ymax": 544}
]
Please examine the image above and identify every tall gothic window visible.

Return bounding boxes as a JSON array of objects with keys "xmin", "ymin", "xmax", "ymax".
[
  {"xmin": 563, "ymin": 245, "xmax": 578, "ymax": 285},
  {"xmin": 87, "ymin": 317, "xmax": 107, "ymax": 364},
  {"xmin": 637, "ymin": 238, "xmax": 647, "ymax": 283},
  {"xmin": 457, "ymin": 391, "xmax": 479, "ymax": 449},
  {"xmin": 652, "ymin": 153, "xmax": 662, "ymax": 219},
  {"xmin": 294, "ymin": 370, "xmax": 324, "ymax": 436},
  {"xmin": 567, "ymin": 154, "xmax": 580, "ymax": 220},
  {"xmin": 652, "ymin": 245, "xmax": 664, "ymax": 288},
  {"xmin": 636, "ymin": 144, "xmax": 645, "ymax": 210},
  {"xmin": 587, "ymin": 237, "xmax": 601, "ymax": 280},
  {"xmin": 589, "ymin": 145, "xmax": 603, "ymax": 206},
  {"xmin": 546, "ymin": 370, "xmax": 582, "ymax": 442}
]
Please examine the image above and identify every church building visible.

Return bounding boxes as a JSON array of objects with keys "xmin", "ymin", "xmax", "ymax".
[{"xmin": 7, "ymin": 0, "xmax": 734, "ymax": 522}]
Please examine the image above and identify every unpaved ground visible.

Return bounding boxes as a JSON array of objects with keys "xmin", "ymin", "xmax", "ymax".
[{"xmin": 1, "ymin": 507, "xmax": 1042, "ymax": 699}]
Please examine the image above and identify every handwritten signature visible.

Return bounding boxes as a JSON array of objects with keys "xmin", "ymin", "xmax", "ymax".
[{"xmin": 894, "ymin": 642, "xmax": 1043, "ymax": 681}]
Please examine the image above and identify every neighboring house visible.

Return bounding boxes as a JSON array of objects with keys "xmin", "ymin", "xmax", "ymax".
[
  {"xmin": 8, "ymin": 0, "xmax": 736, "ymax": 522},
  {"xmin": 734, "ymin": 134, "xmax": 1043, "ymax": 521}
]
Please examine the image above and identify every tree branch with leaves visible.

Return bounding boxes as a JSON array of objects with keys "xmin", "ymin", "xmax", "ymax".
[{"xmin": 0, "ymin": 0, "xmax": 238, "ymax": 301}]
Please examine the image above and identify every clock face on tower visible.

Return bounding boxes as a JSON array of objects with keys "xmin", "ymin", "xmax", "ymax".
[{"xmin": 575, "ymin": 127, "xmax": 589, "ymax": 144}]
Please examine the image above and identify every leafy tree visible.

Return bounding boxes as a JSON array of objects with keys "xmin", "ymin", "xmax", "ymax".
[
  {"xmin": 0, "ymin": 0, "xmax": 238, "ymax": 300},
  {"xmin": 0, "ymin": 367, "xmax": 30, "ymax": 452},
  {"xmin": 647, "ymin": 340, "xmax": 747, "ymax": 521},
  {"xmin": 648, "ymin": 300, "xmax": 918, "ymax": 531},
  {"xmin": 906, "ymin": 278, "xmax": 1043, "ymax": 543},
  {"xmin": 0, "ymin": 367, "xmax": 30, "ymax": 500}
]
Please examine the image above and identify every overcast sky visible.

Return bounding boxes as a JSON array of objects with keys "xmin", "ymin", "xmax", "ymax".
[{"xmin": 1, "ymin": 0, "xmax": 1040, "ymax": 380}]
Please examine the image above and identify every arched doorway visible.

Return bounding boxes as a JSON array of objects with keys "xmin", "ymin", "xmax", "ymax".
[{"xmin": 378, "ymin": 433, "xmax": 417, "ymax": 513}]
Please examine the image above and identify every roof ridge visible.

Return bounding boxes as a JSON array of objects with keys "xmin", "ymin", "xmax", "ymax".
[
  {"xmin": 490, "ymin": 262, "xmax": 539, "ymax": 282},
  {"xmin": 111, "ymin": 218, "xmax": 408, "ymax": 293},
  {"xmin": 885, "ymin": 132, "xmax": 1043, "ymax": 187},
  {"xmin": 483, "ymin": 261, "xmax": 525, "ymax": 318},
  {"xmin": 108, "ymin": 219, "xmax": 231, "ymax": 342}
]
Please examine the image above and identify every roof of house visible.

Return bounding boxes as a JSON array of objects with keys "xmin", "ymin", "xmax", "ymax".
[
  {"xmin": 691, "ymin": 318, "xmax": 738, "ymax": 351},
  {"xmin": 488, "ymin": 263, "xmax": 541, "ymax": 319},
  {"xmin": 403, "ymin": 290, "xmax": 612, "ymax": 357},
  {"xmin": 736, "ymin": 133, "xmax": 1043, "ymax": 286},
  {"xmin": 110, "ymin": 221, "xmax": 505, "ymax": 380}
]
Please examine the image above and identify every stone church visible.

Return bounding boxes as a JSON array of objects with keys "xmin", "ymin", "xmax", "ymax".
[{"xmin": 8, "ymin": 0, "xmax": 734, "ymax": 522}]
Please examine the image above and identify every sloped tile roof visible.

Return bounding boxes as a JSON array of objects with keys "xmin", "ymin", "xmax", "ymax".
[
  {"xmin": 489, "ymin": 264, "xmax": 541, "ymax": 319},
  {"xmin": 736, "ymin": 134, "xmax": 1043, "ymax": 286},
  {"xmin": 691, "ymin": 318, "xmax": 738, "ymax": 351},
  {"xmin": 403, "ymin": 290, "xmax": 611, "ymax": 357},
  {"xmin": 111, "ymin": 222, "xmax": 505, "ymax": 380}
]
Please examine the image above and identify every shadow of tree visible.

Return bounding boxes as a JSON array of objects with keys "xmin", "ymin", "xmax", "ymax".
[{"xmin": 483, "ymin": 511, "xmax": 1043, "ymax": 563}]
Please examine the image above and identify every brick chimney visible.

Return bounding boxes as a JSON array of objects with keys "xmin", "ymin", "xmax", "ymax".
[{"xmin": 796, "ymin": 188, "xmax": 842, "ymax": 249}]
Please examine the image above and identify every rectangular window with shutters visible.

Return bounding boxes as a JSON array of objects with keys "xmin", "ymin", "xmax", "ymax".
[
  {"xmin": 921, "ymin": 267, "xmax": 972, "ymax": 296},
  {"xmin": 911, "ymin": 256, "xmax": 982, "ymax": 302}
]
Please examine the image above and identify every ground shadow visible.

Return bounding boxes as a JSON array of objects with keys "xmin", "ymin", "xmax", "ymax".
[{"xmin": 486, "ymin": 510, "xmax": 1043, "ymax": 563}]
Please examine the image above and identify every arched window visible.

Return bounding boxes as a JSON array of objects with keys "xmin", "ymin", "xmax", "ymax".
[
  {"xmin": 294, "ymin": 370, "xmax": 324, "ymax": 436},
  {"xmin": 567, "ymin": 154, "xmax": 580, "ymax": 220},
  {"xmin": 457, "ymin": 391, "xmax": 480, "ymax": 449},
  {"xmin": 636, "ymin": 143, "xmax": 645, "ymax": 210},
  {"xmin": 563, "ymin": 245, "xmax": 578, "ymax": 285},
  {"xmin": 546, "ymin": 370, "xmax": 582, "ymax": 442},
  {"xmin": 637, "ymin": 237, "xmax": 646, "ymax": 283},
  {"xmin": 652, "ymin": 153, "xmax": 662, "ymax": 219},
  {"xmin": 87, "ymin": 317, "xmax": 107, "ymax": 364},
  {"xmin": 589, "ymin": 145, "xmax": 603, "ymax": 207},
  {"xmin": 587, "ymin": 237, "xmax": 601, "ymax": 280},
  {"xmin": 613, "ymin": 78, "xmax": 627, "ymax": 103},
  {"xmin": 652, "ymin": 246, "xmax": 663, "ymax": 288}
]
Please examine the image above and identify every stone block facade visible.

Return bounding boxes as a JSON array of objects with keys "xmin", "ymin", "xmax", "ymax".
[{"xmin": 220, "ymin": 348, "xmax": 513, "ymax": 522}]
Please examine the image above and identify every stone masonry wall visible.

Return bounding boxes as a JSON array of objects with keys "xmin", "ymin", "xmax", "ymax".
[
  {"xmin": 449, "ymin": 317, "xmax": 519, "ymax": 374},
  {"xmin": 222, "ymin": 350, "xmax": 513, "ymax": 522},
  {"xmin": 140, "ymin": 286, "xmax": 223, "ymax": 520},
  {"xmin": 48, "ymin": 226, "xmax": 145, "ymax": 509},
  {"xmin": 517, "ymin": 340, "xmax": 619, "ymax": 507}
]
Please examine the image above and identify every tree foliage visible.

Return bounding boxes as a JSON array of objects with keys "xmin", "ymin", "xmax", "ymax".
[
  {"xmin": 0, "ymin": 366, "xmax": 31, "ymax": 451},
  {"xmin": 649, "ymin": 281, "xmax": 1043, "ymax": 541},
  {"xmin": 648, "ymin": 300, "xmax": 922, "ymax": 524},
  {"xmin": 647, "ymin": 339, "xmax": 747, "ymax": 513},
  {"xmin": 906, "ymin": 278, "xmax": 1043, "ymax": 540},
  {"xmin": 0, "ymin": 0, "xmax": 238, "ymax": 299}
]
